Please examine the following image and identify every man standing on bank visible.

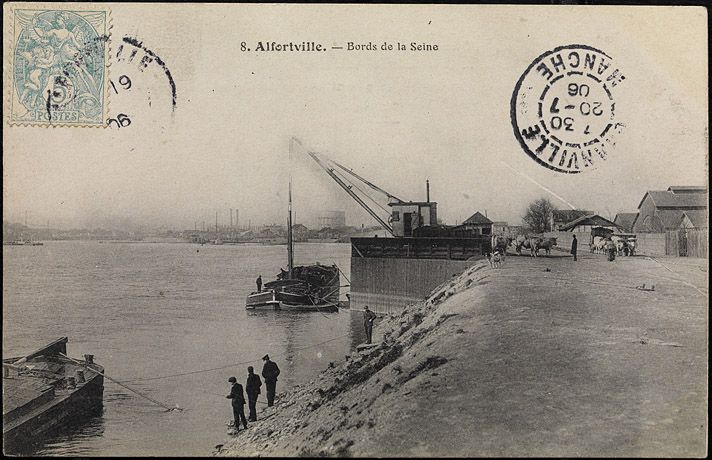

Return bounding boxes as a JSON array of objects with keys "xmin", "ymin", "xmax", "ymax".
[
  {"xmin": 261, "ymin": 354, "xmax": 280, "ymax": 407},
  {"xmin": 571, "ymin": 234, "xmax": 578, "ymax": 261},
  {"xmin": 226, "ymin": 376, "xmax": 248, "ymax": 431},
  {"xmin": 256, "ymin": 275, "xmax": 262, "ymax": 293},
  {"xmin": 245, "ymin": 366, "xmax": 262, "ymax": 422},
  {"xmin": 364, "ymin": 305, "xmax": 377, "ymax": 344}
]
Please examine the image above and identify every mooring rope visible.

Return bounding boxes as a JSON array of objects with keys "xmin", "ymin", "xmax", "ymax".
[
  {"xmin": 59, "ymin": 353, "xmax": 182, "ymax": 412},
  {"xmin": 333, "ymin": 262, "xmax": 351, "ymax": 285},
  {"xmin": 123, "ymin": 333, "xmax": 353, "ymax": 383},
  {"xmin": 307, "ymin": 293, "xmax": 337, "ymax": 319}
]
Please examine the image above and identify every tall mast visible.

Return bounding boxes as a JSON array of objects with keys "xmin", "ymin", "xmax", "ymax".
[{"xmin": 287, "ymin": 138, "xmax": 295, "ymax": 278}]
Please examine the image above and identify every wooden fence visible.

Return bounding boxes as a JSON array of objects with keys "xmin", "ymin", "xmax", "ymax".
[
  {"xmin": 665, "ymin": 229, "xmax": 708, "ymax": 258},
  {"xmin": 542, "ymin": 230, "xmax": 708, "ymax": 258},
  {"xmin": 636, "ymin": 233, "xmax": 667, "ymax": 256}
]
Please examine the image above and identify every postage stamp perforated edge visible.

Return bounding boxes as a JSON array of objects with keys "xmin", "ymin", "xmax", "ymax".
[{"xmin": 4, "ymin": 2, "xmax": 112, "ymax": 128}]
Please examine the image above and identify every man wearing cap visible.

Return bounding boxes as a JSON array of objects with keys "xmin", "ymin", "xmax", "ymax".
[
  {"xmin": 261, "ymin": 355, "xmax": 280, "ymax": 407},
  {"xmin": 226, "ymin": 376, "xmax": 248, "ymax": 431},
  {"xmin": 245, "ymin": 366, "xmax": 262, "ymax": 422},
  {"xmin": 364, "ymin": 305, "xmax": 377, "ymax": 344}
]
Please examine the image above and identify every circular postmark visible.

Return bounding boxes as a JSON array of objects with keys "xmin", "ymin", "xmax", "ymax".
[
  {"xmin": 511, "ymin": 45, "xmax": 626, "ymax": 174},
  {"xmin": 106, "ymin": 35, "xmax": 178, "ymax": 129}
]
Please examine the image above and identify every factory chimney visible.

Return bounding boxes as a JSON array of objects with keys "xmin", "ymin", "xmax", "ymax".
[{"xmin": 426, "ymin": 179, "xmax": 430, "ymax": 203}]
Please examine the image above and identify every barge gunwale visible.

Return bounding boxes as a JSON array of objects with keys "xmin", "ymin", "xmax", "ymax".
[{"xmin": 2, "ymin": 338, "xmax": 105, "ymax": 453}]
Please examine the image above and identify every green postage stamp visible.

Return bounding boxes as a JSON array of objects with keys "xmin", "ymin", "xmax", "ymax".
[{"xmin": 6, "ymin": 3, "xmax": 110, "ymax": 126}]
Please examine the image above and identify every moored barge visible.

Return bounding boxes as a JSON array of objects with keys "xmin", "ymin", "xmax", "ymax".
[
  {"xmin": 246, "ymin": 264, "xmax": 340, "ymax": 312},
  {"xmin": 2, "ymin": 337, "xmax": 104, "ymax": 452}
]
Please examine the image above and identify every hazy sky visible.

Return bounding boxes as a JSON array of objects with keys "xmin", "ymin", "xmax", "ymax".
[{"xmin": 3, "ymin": 4, "xmax": 708, "ymax": 230}]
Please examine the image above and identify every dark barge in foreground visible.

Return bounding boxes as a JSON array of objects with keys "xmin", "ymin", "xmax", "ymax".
[{"xmin": 2, "ymin": 337, "xmax": 104, "ymax": 452}]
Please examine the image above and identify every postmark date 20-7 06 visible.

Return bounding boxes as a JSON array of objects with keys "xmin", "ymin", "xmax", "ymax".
[{"xmin": 511, "ymin": 45, "xmax": 627, "ymax": 174}]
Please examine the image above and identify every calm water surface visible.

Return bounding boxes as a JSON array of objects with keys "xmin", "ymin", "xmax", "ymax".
[{"xmin": 3, "ymin": 241, "xmax": 362, "ymax": 456}]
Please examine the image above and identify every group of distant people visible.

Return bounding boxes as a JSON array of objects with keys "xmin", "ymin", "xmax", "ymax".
[
  {"xmin": 226, "ymin": 354, "xmax": 280, "ymax": 431},
  {"xmin": 570, "ymin": 234, "xmax": 620, "ymax": 262}
]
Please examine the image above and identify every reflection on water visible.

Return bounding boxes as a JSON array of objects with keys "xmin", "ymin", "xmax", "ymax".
[
  {"xmin": 3, "ymin": 241, "xmax": 360, "ymax": 456},
  {"xmin": 35, "ymin": 414, "xmax": 106, "ymax": 457}
]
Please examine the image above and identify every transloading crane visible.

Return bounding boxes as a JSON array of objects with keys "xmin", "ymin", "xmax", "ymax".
[{"xmin": 306, "ymin": 151, "xmax": 399, "ymax": 237}]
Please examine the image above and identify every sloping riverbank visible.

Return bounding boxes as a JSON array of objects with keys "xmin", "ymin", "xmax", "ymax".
[{"xmin": 215, "ymin": 253, "xmax": 707, "ymax": 457}]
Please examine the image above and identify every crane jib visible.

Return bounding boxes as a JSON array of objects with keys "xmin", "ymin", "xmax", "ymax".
[{"xmin": 307, "ymin": 151, "xmax": 394, "ymax": 236}]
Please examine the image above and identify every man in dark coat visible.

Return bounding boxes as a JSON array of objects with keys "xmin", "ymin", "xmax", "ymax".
[
  {"xmin": 226, "ymin": 376, "xmax": 248, "ymax": 430},
  {"xmin": 606, "ymin": 238, "xmax": 616, "ymax": 262},
  {"xmin": 364, "ymin": 305, "xmax": 377, "ymax": 344},
  {"xmin": 571, "ymin": 234, "xmax": 578, "ymax": 261},
  {"xmin": 256, "ymin": 275, "xmax": 262, "ymax": 292},
  {"xmin": 261, "ymin": 354, "xmax": 280, "ymax": 406},
  {"xmin": 245, "ymin": 366, "xmax": 262, "ymax": 421}
]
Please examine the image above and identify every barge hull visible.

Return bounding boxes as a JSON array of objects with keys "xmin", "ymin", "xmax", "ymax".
[
  {"xmin": 3, "ymin": 374, "xmax": 104, "ymax": 452},
  {"xmin": 350, "ymin": 257, "xmax": 476, "ymax": 314}
]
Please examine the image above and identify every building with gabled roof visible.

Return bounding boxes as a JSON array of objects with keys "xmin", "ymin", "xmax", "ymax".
[
  {"xmin": 667, "ymin": 186, "xmax": 707, "ymax": 194},
  {"xmin": 614, "ymin": 212, "xmax": 638, "ymax": 233},
  {"xmin": 462, "ymin": 211, "xmax": 493, "ymax": 235},
  {"xmin": 551, "ymin": 209, "xmax": 593, "ymax": 230},
  {"xmin": 633, "ymin": 187, "xmax": 707, "ymax": 233},
  {"xmin": 463, "ymin": 211, "xmax": 492, "ymax": 225},
  {"xmin": 559, "ymin": 214, "xmax": 621, "ymax": 233},
  {"xmin": 679, "ymin": 210, "xmax": 708, "ymax": 229},
  {"xmin": 459, "ymin": 211, "xmax": 493, "ymax": 235}
]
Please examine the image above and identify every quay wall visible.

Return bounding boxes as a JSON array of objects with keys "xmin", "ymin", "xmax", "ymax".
[{"xmin": 350, "ymin": 257, "xmax": 475, "ymax": 314}]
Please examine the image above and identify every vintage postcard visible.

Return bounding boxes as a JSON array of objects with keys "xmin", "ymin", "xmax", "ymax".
[{"xmin": 3, "ymin": 3, "xmax": 708, "ymax": 457}]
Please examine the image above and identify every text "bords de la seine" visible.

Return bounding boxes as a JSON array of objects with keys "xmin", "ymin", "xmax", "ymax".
[{"xmin": 347, "ymin": 41, "xmax": 438, "ymax": 51}]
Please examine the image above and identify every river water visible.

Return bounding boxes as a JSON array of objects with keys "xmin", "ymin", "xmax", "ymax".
[{"xmin": 3, "ymin": 241, "xmax": 363, "ymax": 456}]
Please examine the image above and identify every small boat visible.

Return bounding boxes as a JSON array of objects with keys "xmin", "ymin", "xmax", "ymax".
[
  {"xmin": 2, "ymin": 337, "xmax": 104, "ymax": 453},
  {"xmin": 245, "ymin": 138, "xmax": 340, "ymax": 313}
]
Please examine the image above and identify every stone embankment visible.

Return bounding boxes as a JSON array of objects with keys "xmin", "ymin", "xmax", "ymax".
[{"xmin": 215, "ymin": 253, "xmax": 707, "ymax": 457}]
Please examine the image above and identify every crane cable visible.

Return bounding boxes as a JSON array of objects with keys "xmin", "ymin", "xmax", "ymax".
[{"xmin": 330, "ymin": 161, "xmax": 391, "ymax": 215}]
